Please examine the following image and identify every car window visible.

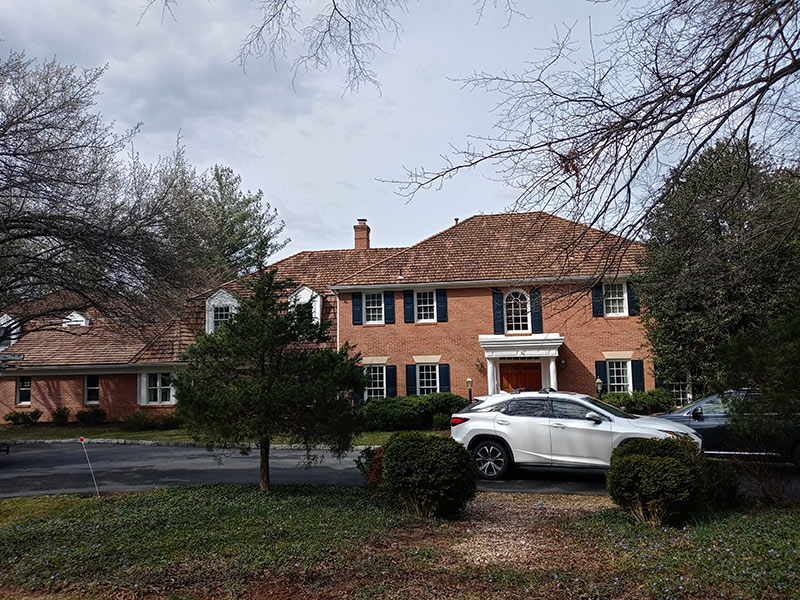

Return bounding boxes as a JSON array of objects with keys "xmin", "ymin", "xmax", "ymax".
[
  {"xmin": 699, "ymin": 394, "xmax": 727, "ymax": 415},
  {"xmin": 584, "ymin": 396, "xmax": 636, "ymax": 419},
  {"xmin": 551, "ymin": 400, "xmax": 594, "ymax": 420},
  {"xmin": 504, "ymin": 399, "xmax": 550, "ymax": 417}
]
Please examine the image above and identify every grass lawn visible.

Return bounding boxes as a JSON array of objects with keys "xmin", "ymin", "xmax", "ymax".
[
  {"xmin": 1, "ymin": 486, "xmax": 797, "ymax": 599},
  {"xmin": 0, "ymin": 424, "xmax": 394, "ymax": 446}
]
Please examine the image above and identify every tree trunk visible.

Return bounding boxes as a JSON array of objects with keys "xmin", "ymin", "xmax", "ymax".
[{"xmin": 259, "ymin": 437, "xmax": 270, "ymax": 492}]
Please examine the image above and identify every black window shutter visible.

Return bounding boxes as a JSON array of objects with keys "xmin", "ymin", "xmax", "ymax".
[
  {"xmin": 352, "ymin": 292, "xmax": 363, "ymax": 325},
  {"xmin": 438, "ymin": 364, "xmax": 450, "ymax": 392},
  {"xmin": 384, "ymin": 292, "xmax": 395, "ymax": 324},
  {"xmin": 492, "ymin": 288, "xmax": 504, "ymax": 334},
  {"xmin": 653, "ymin": 363, "xmax": 666, "ymax": 389},
  {"xmin": 530, "ymin": 286, "xmax": 543, "ymax": 333},
  {"xmin": 595, "ymin": 361, "xmax": 608, "ymax": 394},
  {"xmin": 403, "ymin": 290, "xmax": 414, "ymax": 323},
  {"xmin": 385, "ymin": 365, "xmax": 397, "ymax": 397},
  {"xmin": 591, "ymin": 284, "xmax": 604, "ymax": 317},
  {"xmin": 632, "ymin": 360, "xmax": 645, "ymax": 391},
  {"xmin": 627, "ymin": 281, "xmax": 640, "ymax": 316},
  {"xmin": 405, "ymin": 364, "xmax": 417, "ymax": 395},
  {"xmin": 435, "ymin": 289, "xmax": 448, "ymax": 322}
]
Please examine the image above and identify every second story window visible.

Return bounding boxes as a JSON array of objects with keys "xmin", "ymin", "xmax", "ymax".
[
  {"xmin": 213, "ymin": 306, "xmax": 231, "ymax": 330},
  {"xmin": 603, "ymin": 283, "xmax": 628, "ymax": 317},
  {"xmin": 364, "ymin": 292, "xmax": 384, "ymax": 324},
  {"xmin": 415, "ymin": 291, "xmax": 436, "ymax": 322},
  {"xmin": 504, "ymin": 290, "xmax": 530, "ymax": 332}
]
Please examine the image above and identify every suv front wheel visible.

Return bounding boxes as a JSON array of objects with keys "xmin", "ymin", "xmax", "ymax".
[{"xmin": 472, "ymin": 439, "xmax": 511, "ymax": 480}]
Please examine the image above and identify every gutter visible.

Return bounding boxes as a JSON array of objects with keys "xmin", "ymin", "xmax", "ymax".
[{"xmin": 330, "ymin": 273, "xmax": 638, "ymax": 292}]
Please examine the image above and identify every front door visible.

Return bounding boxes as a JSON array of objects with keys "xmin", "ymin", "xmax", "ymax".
[{"xmin": 499, "ymin": 362, "xmax": 542, "ymax": 392}]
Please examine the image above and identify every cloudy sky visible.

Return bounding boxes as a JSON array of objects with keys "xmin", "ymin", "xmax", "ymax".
[{"xmin": 1, "ymin": 1, "xmax": 619, "ymax": 260}]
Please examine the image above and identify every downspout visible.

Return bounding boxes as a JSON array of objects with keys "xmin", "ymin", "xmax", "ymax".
[{"xmin": 334, "ymin": 290, "xmax": 340, "ymax": 348}]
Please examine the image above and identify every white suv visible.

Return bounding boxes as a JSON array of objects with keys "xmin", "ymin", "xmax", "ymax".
[{"xmin": 450, "ymin": 389, "xmax": 701, "ymax": 479}]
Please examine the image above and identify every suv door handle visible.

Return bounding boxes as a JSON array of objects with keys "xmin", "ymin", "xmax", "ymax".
[
  {"xmin": 551, "ymin": 423, "xmax": 566, "ymax": 429},
  {"xmin": 496, "ymin": 419, "xmax": 510, "ymax": 426}
]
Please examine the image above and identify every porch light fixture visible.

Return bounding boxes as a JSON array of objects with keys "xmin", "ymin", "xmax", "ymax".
[
  {"xmin": 466, "ymin": 377, "xmax": 473, "ymax": 403},
  {"xmin": 595, "ymin": 376, "xmax": 604, "ymax": 398}
]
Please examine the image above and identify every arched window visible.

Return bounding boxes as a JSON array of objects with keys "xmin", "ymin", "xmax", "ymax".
[{"xmin": 504, "ymin": 290, "xmax": 530, "ymax": 332}]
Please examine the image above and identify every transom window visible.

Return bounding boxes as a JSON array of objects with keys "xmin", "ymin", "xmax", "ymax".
[
  {"xmin": 16, "ymin": 376, "xmax": 31, "ymax": 405},
  {"xmin": 364, "ymin": 293, "xmax": 384, "ymax": 324},
  {"xmin": 607, "ymin": 360, "xmax": 631, "ymax": 393},
  {"xmin": 415, "ymin": 291, "xmax": 436, "ymax": 322},
  {"xmin": 213, "ymin": 306, "xmax": 231, "ymax": 330},
  {"xmin": 504, "ymin": 290, "xmax": 530, "ymax": 332},
  {"xmin": 603, "ymin": 283, "xmax": 627, "ymax": 316},
  {"xmin": 417, "ymin": 364, "xmax": 439, "ymax": 395},
  {"xmin": 146, "ymin": 373, "xmax": 173, "ymax": 404},
  {"xmin": 85, "ymin": 375, "xmax": 100, "ymax": 404},
  {"xmin": 365, "ymin": 365, "xmax": 386, "ymax": 399}
]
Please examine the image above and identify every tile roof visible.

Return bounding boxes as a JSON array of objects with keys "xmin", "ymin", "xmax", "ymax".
[
  {"xmin": 5, "ymin": 323, "xmax": 168, "ymax": 367},
  {"xmin": 220, "ymin": 247, "xmax": 406, "ymax": 296},
  {"xmin": 333, "ymin": 212, "xmax": 644, "ymax": 286}
]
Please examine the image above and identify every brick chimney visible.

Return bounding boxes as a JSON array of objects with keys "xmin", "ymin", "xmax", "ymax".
[{"xmin": 354, "ymin": 219, "xmax": 370, "ymax": 250}]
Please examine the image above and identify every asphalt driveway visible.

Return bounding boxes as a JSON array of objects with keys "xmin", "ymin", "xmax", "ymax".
[{"xmin": 0, "ymin": 442, "xmax": 608, "ymax": 498}]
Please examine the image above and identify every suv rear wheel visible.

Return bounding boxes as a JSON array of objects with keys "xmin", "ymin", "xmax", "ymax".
[{"xmin": 472, "ymin": 439, "xmax": 511, "ymax": 480}]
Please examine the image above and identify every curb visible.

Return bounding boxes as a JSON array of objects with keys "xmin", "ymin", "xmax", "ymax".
[{"xmin": 3, "ymin": 438, "xmax": 372, "ymax": 451}]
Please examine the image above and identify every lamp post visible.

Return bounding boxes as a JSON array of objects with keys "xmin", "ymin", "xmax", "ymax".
[
  {"xmin": 466, "ymin": 377, "xmax": 473, "ymax": 403},
  {"xmin": 595, "ymin": 376, "xmax": 604, "ymax": 399}
]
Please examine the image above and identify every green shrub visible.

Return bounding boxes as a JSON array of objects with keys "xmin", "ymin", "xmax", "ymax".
[
  {"xmin": 602, "ymin": 390, "xmax": 675, "ymax": 414},
  {"xmin": 153, "ymin": 413, "xmax": 182, "ymax": 430},
  {"xmin": 381, "ymin": 431, "xmax": 476, "ymax": 518},
  {"xmin": 431, "ymin": 413, "xmax": 451, "ymax": 430},
  {"xmin": 360, "ymin": 396, "xmax": 427, "ymax": 430},
  {"xmin": 3, "ymin": 409, "xmax": 43, "ymax": 426},
  {"xmin": 608, "ymin": 437, "xmax": 739, "ymax": 525},
  {"xmin": 418, "ymin": 393, "xmax": 469, "ymax": 421},
  {"xmin": 645, "ymin": 388, "xmax": 676, "ymax": 413},
  {"xmin": 51, "ymin": 407, "xmax": 70, "ymax": 425},
  {"xmin": 75, "ymin": 407, "xmax": 106, "ymax": 425},
  {"xmin": 120, "ymin": 412, "xmax": 153, "ymax": 431},
  {"xmin": 601, "ymin": 392, "xmax": 631, "ymax": 409}
]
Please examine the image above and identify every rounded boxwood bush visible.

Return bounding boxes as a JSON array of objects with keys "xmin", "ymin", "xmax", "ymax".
[
  {"xmin": 360, "ymin": 396, "xmax": 427, "ymax": 430},
  {"xmin": 381, "ymin": 431, "xmax": 476, "ymax": 518},
  {"xmin": 75, "ymin": 407, "xmax": 106, "ymax": 425}
]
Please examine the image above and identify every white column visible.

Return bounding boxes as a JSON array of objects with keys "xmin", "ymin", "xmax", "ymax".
[
  {"xmin": 548, "ymin": 356, "xmax": 558, "ymax": 390},
  {"xmin": 486, "ymin": 358, "xmax": 497, "ymax": 395}
]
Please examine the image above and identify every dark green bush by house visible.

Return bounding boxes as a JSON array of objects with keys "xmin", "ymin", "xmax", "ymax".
[
  {"xmin": 601, "ymin": 389, "xmax": 675, "ymax": 414},
  {"xmin": 607, "ymin": 437, "xmax": 739, "ymax": 526},
  {"xmin": 381, "ymin": 431, "xmax": 476, "ymax": 518},
  {"xmin": 431, "ymin": 413, "xmax": 451, "ymax": 430},
  {"xmin": 75, "ymin": 407, "xmax": 106, "ymax": 425},
  {"xmin": 121, "ymin": 412, "xmax": 182, "ymax": 431},
  {"xmin": 360, "ymin": 393, "xmax": 468, "ymax": 431},
  {"xmin": 3, "ymin": 409, "xmax": 43, "ymax": 426},
  {"xmin": 51, "ymin": 407, "xmax": 70, "ymax": 425}
]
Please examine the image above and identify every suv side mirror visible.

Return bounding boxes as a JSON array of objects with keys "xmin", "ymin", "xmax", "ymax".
[
  {"xmin": 691, "ymin": 407, "xmax": 703, "ymax": 421},
  {"xmin": 585, "ymin": 411, "xmax": 603, "ymax": 425}
]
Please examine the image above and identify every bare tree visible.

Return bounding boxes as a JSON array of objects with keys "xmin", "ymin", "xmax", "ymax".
[{"xmin": 0, "ymin": 51, "xmax": 238, "ymax": 341}]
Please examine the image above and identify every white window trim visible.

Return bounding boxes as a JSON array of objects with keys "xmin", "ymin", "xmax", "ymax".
[
  {"xmin": 363, "ymin": 291, "xmax": 385, "ymax": 324},
  {"xmin": 63, "ymin": 311, "xmax": 89, "ymax": 327},
  {"xmin": 607, "ymin": 359, "xmax": 633, "ymax": 393},
  {"xmin": 365, "ymin": 364, "xmax": 387, "ymax": 399},
  {"xmin": 416, "ymin": 363, "xmax": 440, "ymax": 395},
  {"xmin": 504, "ymin": 289, "xmax": 531, "ymax": 333},
  {"xmin": 0, "ymin": 313, "xmax": 19, "ymax": 349},
  {"xmin": 137, "ymin": 373, "xmax": 176, "ymax": 406},
  {"xmin": 603, "ymin": 282, "xmax": 629, "ymax": 317},
  {"xmin": 15, "ymin": 376, "xmax": 31, "ymax": 406},
  {"xmin": 205, "ymin": 289, "xmax": 239, "ymax": 333},
  {"xmin": 289, "ymin": 285, "xmax": 322, "ymax": 324},
  {"xmin": 414, "ymin": 290, "xmax": 437, "ymax": 323},
  {"xmin": 84, "ymin": 375, "xmax": 100, "ymax": 405}
]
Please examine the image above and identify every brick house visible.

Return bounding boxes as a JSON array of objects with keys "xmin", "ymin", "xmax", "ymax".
[{"xmin": 0, "ymin": 212, "xmax": 653, "ymax": 421}]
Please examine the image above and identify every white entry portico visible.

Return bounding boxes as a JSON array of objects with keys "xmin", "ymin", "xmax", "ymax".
[{"xmin": 478, "ymin": 333, "xmax": 565, "ymax": 394}]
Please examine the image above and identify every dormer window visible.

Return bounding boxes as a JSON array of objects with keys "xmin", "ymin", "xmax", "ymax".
[
  {"xmin": 289, "ymin": 285, "xmax": 322, "ymax": 324},
  {"xmin": 0, "ymin": 314, "xmax": 18, "ymax": 349},
  {"xmin": 63, "ymin": 311, "xmax": 89, "ymax": 327},
  {"xmin": 205, "ymin": 289, "xmax": 239, "ymax": 334}
]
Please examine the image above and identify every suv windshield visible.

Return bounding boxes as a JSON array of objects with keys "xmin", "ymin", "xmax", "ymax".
[{"xmin": 583, "ymin": 396, "xmax": 636, "ymax": 419}]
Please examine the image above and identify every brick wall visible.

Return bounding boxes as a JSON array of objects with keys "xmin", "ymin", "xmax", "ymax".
[
  {"xmin": 339, "ymin": 284, "xmax": 653, "ymax": 399},
  {"xmin": 0, "ymin": 373, "xmax": 175, "ymax": 423}
]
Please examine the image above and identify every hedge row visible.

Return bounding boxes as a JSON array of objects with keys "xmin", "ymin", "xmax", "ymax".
[
  {"xmin": 359, "ymin": 393, "xmax": 469, "ymax": 431},
  {"xmin": 602, "ymin": 388, "xmax": 674, "ymax": 415}
]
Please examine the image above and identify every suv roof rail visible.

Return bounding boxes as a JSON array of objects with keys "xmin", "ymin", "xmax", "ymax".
[
  {"xmin": 539, "ymin": 387, "xmax": 557, "ymax": 393},
  {"xmin": 511, "ymin": 388, "xmax": 529, "ymax": 394}
]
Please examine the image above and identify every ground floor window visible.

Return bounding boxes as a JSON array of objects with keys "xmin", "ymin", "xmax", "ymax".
[
  {"xmin": 16, "ymin": 376, "xmax": 31, "ymax": 405},
  {"xmin": 607, "ymin": 360, "xmax": 631, "ymax": 393},
  {"xmin": 670, "ymin": 382, "xmax": 691, "ymax": 406},
  {"xmin": 84, "ymin": 375, "xmax": 100, "ymax": 404},
  {"xmin": 365, "ymin": 365, "xmax": 386, "ymax": 399},
  {"xmin": 417, "ymin": 364, "xmax": 439, "ymax": 395},
  {"xmin": 146, "ymin": 373, "xmax": 173, "ymax": 404}
]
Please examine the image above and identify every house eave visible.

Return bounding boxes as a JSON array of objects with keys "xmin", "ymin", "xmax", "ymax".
[{"xmin": 330, "ymin": 274, "xmax": 638, "ymax": 292}]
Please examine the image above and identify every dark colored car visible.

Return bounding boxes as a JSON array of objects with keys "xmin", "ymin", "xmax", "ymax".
[{"xmin": 656, "ymin": 390, "xmax": 800, "ymax": 466}]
